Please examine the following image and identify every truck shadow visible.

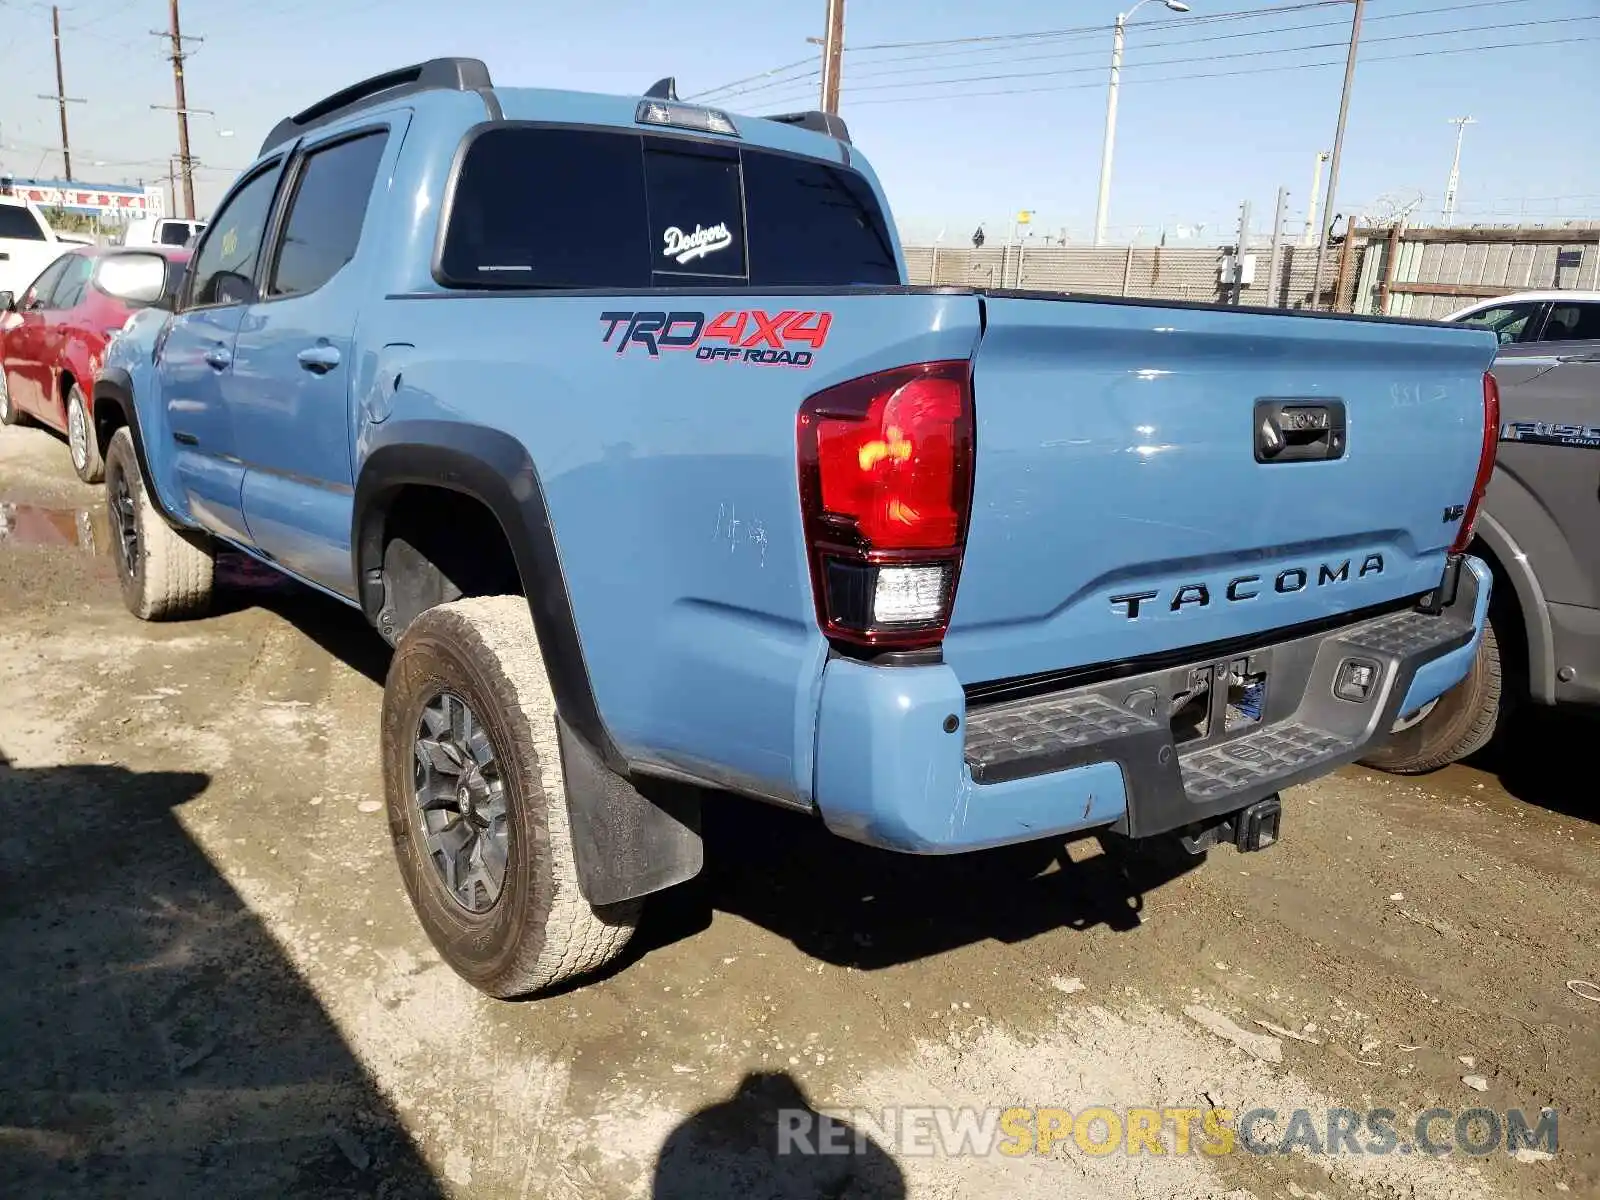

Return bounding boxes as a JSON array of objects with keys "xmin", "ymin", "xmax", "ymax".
[
  {"xmin": 1465, "ymin": 704, "xmax": 1600, "ymax": 823},
  {"xmin": 0, "ymin": 749, "xmax": 444, "ymax": 1199},
  {"xmin": 630, "ymin": 789, "xmax": 1201, "ymax": 974}
]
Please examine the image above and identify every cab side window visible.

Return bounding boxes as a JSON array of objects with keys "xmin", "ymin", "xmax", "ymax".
[
  {"xmin": 267, "ymin": 130, "xmax": 388, "ymax": 298},
  {"xmin": 1458, "ymin": 302, "xmax": 1543, "ymax": 346},
  {"xmin": 1537, "ymin": 302, "xmax": 1600, "ymax": 344},
  {"xmin": 20, "ymin": 255, "xmax": 71, "ymax": 310},
  {"xmin": 185, "ymin": 160, "xmax": 284, "ymax": 309}
]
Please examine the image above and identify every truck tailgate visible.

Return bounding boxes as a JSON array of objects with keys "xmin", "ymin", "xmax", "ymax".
[{"xmin": 945, "ymin": 295, "xmax": 1499, "ymax": 687}]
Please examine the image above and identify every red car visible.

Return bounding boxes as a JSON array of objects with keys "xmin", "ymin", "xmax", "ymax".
[{"xmin": 0, "ymin": 245, "xmax": 187, "ymax": 483}]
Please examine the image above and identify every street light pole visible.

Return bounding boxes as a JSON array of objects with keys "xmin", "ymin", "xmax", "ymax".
[
  {"xmin": 1310, "ymin": 0, "xmax": 1365, "ymax": 310},
  {"xmin": 1441, "ymin": 116, "xmax": 1476, "ymax": 224},
  {"xmin": 1302, "ymin": 150, "xmax": 1330, "ymax": 247},
  {"xmin": 1093, "ymin": 0, "xmax": 1189, "ymax": 246}
]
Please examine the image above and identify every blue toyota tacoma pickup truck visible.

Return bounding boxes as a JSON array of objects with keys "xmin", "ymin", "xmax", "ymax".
[{"xmin": 94, "ymin": 59, "xmax": 1499, "ymax": 998}]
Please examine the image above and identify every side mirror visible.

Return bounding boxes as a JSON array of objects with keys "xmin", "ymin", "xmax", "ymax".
[{"xmin": 0, "ymin": 291, "xmax": 13, "ymax": 313}]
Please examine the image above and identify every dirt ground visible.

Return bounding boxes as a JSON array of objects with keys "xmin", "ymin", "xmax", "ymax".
[{"xmin": 1, "ymin": 421, "xmax": 1596, "ymax": 1200}]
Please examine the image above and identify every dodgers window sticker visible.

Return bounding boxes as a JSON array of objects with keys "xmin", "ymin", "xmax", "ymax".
[
  {"xmin": 662, "ymin": 222, "xmax": 734, "ymax": 266},
  {"xmin": 600, "ymin": 309, "xmax": 832, "ymax": 367}
]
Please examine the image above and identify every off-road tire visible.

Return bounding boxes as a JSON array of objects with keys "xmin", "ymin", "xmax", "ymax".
[
  {"xmin": 1359, "ymin": 616, "xmax": 1503, "ymax": 775},
  {"xmin": 104, "ymin": 426, "xmax": 214, "ymax": 620},
  {"xmin": 67, "ymin": 384, "xmax": 104, "ymax": 483},
  {"xmin": 381, "ymin": 596, "xmax": 640, "ymax": 998}
]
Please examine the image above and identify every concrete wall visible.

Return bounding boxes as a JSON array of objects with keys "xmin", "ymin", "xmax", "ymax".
[{"xmin": 903, "ymin": 224, "xmax": 1600, "ymax": 316}]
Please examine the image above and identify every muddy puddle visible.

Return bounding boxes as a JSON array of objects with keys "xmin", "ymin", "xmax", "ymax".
[
  {"xmin": 0, "ymin": 500, "xmax": 299, "ymax": 596},
  {"xmin": 0, "ymin": 502, "xmax": 105, "ymax": 553}
]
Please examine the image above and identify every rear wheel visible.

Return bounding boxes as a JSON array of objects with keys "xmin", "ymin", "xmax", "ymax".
[
  {"xmin": 67, "ymin": 385, "xmax": 104, "ymax": 483},
  {"xmin": 104, "ymin": 427, "xmax": 214, "ymax": 620},
  {"xmin": 381, "ymin": 596, "xmax": 639, "ymax": 998},
  {"xmin": 1359, "ymin": 615, "xmax": 1503, "ymax": 775}
]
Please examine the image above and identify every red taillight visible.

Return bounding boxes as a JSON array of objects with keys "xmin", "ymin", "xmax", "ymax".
[
  {"xmin": 1451, "ymin": 370, "xmax": 1500, "ymax": 554},
  {"xmin": 798, "ymin": 360, "xmax": 974, "ymax": 649}
]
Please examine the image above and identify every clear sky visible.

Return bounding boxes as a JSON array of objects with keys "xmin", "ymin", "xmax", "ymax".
[{"xmin": 1, "ymin": 0, "xmax": 1596, "ymax": 245}]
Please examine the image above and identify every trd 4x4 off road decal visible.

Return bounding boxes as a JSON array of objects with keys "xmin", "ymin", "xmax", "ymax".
[{"xmin": 599, "ymin": 310, "xmax": 832, "ymax": 367}]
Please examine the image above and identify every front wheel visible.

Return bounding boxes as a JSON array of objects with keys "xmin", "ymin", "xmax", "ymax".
[
  {"xmin": 380, "ymin": 596, "xmax": 640, "ymax": 998},
  {"xmin": 103, "ymin": 426, "xmax": 214, "ymax": 620},
  {"xmin": 1359, "ymin": 616, "xmax": 1503, "ymax": 775},
  {"xmin": 0, "ymin": 369, "xmax": 20, "ymax": 426},
  {"xmin": 67, "ymin": 385, "xmax": 104, "ymax": 483}
]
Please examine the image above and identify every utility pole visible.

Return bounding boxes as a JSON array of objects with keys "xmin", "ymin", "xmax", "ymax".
[
  {"xmin": 818, "ymin": 0, "xmax": 846, "ymax": 114},
  {"xmin": 1301, "ymin": 151, "xmax": 1330, "ymax": 247},
  {"xmin": 37, "ymin": 6, "xmax": 85, "ymax": 180},
  {"xmin": 1311, "ymin": 0, "xmax": 1364, "ymax": 310},
  {"xmin": 1441, "ymin": 116, "xmax": 1476, "ymax": 225},
  {"xmin": 152, "ymin": 0, "xmax": 200, "ymax": 219}
]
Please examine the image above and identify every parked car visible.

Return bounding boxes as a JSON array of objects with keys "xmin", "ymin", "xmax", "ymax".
[
  {"xmin": 94, "ymin": 59, "xmax": 1497, "ymax": 1000},
  {"xmin": 0, "ymin": 246, "xmax": 187, "ymax": 482},
  {"xmin": 1361, "ymin": 289, "xmax": 1600, "ymax": 773},
  {"xmin": 0, "ymin": 194, "xmax": 89, "ymax": 297},
  {"xmin": 119, "ymin": 216, "xmax": 207, "ymax": 249}
]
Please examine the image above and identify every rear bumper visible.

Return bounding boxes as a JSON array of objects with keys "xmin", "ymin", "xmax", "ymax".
[{"xmin": 812, "ymin": 555, "xmax": 1490, "ymax": 852}]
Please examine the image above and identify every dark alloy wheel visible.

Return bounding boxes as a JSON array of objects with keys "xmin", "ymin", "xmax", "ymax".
[
  {"xmin": 109, "ymin": 463, "xmax": 139, "ymax": 580},
  {"xmin": 413, "ymin": 690, "xmax": 511, "ymax": 914}
]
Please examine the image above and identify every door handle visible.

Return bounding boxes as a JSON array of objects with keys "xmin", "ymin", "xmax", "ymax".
[
  {"xmin": 297, "ymin": 344, "xmax": 341, "ymax": 374},
  {"xmin": 203, "ymin": 345, "xmax": 231, "ymax": 370}
]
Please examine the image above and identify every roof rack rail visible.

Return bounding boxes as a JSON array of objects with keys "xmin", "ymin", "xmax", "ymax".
[
  {"xmin": 259, "ymin": 57, "xmax": 494, "ymax": 156},
  {"xmin": 762, "ymin": 110, "xmax": 852, "ymax": 144}
]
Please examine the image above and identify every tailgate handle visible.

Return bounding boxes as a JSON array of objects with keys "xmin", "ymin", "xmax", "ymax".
[{"xmin": 1255, "ymin": 399, "xmax": 1346, "ymax": 463}]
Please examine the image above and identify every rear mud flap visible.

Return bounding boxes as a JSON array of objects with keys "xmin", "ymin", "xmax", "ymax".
[{"xmin": 558, "ymin": 718, "xmax": 703, "ymax": 906}]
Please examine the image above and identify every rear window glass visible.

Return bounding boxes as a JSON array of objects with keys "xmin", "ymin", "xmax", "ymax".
[
  {"xmin": 0, "ymin": 205, "xmax": 46, "ymax": 241},
  {"xmin": 645, "ymin": 142, "xmax": 746, "ymax": 281},
  {"xmin": 438, "ymin": 126, "xmax": 898, "ymax": 289}
]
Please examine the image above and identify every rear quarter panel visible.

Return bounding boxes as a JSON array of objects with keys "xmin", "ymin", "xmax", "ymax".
[{"xmin": 358, "ymin": 290, "xmax": 981, "ymax": 807}]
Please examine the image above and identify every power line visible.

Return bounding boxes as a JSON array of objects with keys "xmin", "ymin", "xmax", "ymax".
[
  {"xmin": 846, "ymin": 0, "xmax": 1350, "ymax": 55},
  {"xmin": 697, "ymin": 0, "xmax": 1567, "ymax": 108},
  {"xmin": 691, "ymin": 0, "xmax": 1355, "ymax": 100},
  {"xmin": 836, "ymin": 33, "xmax": 1600, "ymax": 107},
  {"xmin": 796, "ymin": 14, "xmax": 1599, "ymax": 98},
  {"xmin": 808, "ymin": 0, "xmax": 1549, "ymax": 83}
]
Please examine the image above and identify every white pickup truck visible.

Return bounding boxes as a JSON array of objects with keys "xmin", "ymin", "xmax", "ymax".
[
  {"xmin": 0, "ymin": 195, "xmax": 85, "ymax": 297},
  {"xmin": 118, "ymin": 214, "xmax": 205, "ymax": 249}
]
